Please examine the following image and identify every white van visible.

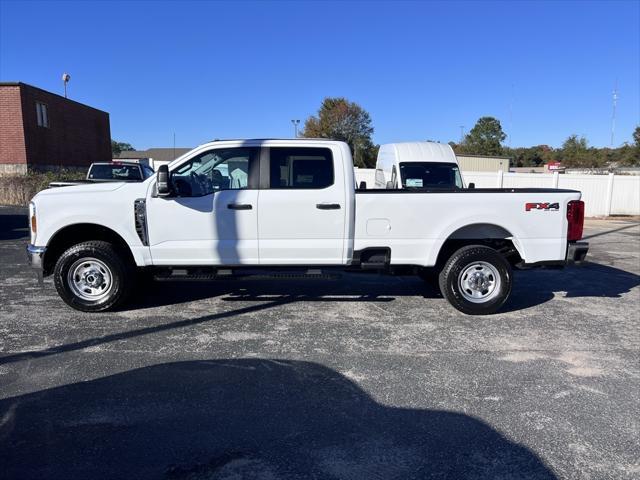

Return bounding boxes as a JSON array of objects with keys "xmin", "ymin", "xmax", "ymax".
[{"xmin": 374, "ymin": 142, "xmax": 464, "ymax": 190}]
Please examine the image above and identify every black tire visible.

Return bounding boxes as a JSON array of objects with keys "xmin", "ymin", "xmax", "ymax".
[
  {"xmin": 53, "ymin": 241, "xmax": 134, "ymax": 312},
  {"xmin": 438, "ymin": 245, "xmax": 512, "ymax": 315}
]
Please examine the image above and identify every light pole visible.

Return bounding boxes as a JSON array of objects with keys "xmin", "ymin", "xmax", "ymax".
[
  {"xmin": 62, "ymin": 73, "xmax": 71, "ymax": 98},
  {"xmin": 291, "ymin": 119, "xmax": 300, "ymax": 138},
  {"xmin": 459, "ymin": 125, "xmax": 465, "ymax": 143}
]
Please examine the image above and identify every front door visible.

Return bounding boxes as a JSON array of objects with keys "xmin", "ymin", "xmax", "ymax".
[
  {"xmin": 257, "ymin": 146, "xmax": 346, "ymax": 265},
  {"xmin": 146, "ymin": 147, "xmax": 260, "ymax": 265}
]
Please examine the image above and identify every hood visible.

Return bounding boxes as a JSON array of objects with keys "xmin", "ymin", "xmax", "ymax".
[
  {"xmin": 33, "ymin": 182, "xmax": 126, "ymax": 200},
  {"xmin": 34, "ymin": 182, "xmax": 127, "ymax": 200}
]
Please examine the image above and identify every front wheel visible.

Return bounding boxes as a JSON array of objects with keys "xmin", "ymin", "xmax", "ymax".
[
  {"xmin": 438, "ymin": 245, "xmax": 512, "ymax": 315},
  {"xmin": 53, "ymin": 241, "xmax": 133, "ymax": 312}
]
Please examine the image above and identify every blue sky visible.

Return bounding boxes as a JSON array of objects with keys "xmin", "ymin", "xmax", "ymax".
[{"xmin": 1, "ymin": 0, "xmax": 638, "ymax": 149}]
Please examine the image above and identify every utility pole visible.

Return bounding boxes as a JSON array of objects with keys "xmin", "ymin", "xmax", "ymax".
[
  {"xmin": 610, "ymin": 82, "xmax": 618, "ymax": 147},
  {"xmin": 291, "ymin": 119, "xmax": 300, "ymax": 138},
  {"xmin": 459, "ymin": 125, "xmax": 465, "ymax": 143}
]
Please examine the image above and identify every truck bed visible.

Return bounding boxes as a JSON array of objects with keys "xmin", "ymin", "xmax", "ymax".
[{"xmin": 354, "ymin": 188, "xmax": 581, "ymax": 266}]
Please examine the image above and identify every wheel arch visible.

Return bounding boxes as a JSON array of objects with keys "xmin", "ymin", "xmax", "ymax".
[
  {"xmin": 43, "ymin": 223, "xmax": 136, "ymax": 276},
  {"xmin": 432, "ymin": 222, "xmax": 525, "ymax": 268}
]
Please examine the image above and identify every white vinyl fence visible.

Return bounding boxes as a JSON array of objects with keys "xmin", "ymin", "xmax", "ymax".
[{"xmin": 353, "ymin": 169, "xmax": 640, "ymax": 217}]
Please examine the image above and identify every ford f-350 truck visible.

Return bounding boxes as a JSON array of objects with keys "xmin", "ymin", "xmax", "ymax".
[{"xmin": 26, "ymin": 139, "xmax": 588, "ymax": 315}]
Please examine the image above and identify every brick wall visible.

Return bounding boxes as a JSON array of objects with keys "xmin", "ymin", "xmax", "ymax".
[
  {"xmin": 20, "ymin": 84, "xmax": 111, "ymax": 168},
  {"xmin": 0, "ymin": 85, "xmax": 27, "ymax": 166}
]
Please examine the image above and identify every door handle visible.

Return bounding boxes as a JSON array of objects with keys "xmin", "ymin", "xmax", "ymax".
[
  {"xmin": 316, "ymin": 203, "xmax": 341, "ymax": 210},
  {"xmin": 227, "ymin": 203, "xmax": 252, "ymax": 210}
]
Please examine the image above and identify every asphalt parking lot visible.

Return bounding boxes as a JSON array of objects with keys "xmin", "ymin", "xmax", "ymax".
[{"xmin": 0, "ymin": 205, "xmax": 638, "ymax": 480}]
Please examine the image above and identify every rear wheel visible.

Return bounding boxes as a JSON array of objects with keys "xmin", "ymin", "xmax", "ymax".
[
  {"xmin": 438, "ymin": 245, "xmax": 512, "ymax": 315},
  {"xmin": 54, "ymin": 241, "xmax": 133, "ymax": 312}
]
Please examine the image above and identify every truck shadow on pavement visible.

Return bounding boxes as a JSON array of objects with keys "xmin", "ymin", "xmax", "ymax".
[
  {"xmin": 0, "ymin": 213, "xmax": 29, "ymax": 241},
  {"xmin": 0, "ymin": 359, "xmax": 557, "ymax": 480},
  {"xmin": 2, "ymin": 262, "xmax": 636, "ymax": 367},
  {"xmin": 506, "ymin": 262, "xmax": 640, "ymax": 311},
  {"xmin": 127, "ymin": 274, "xmax": 430, "ymax": 310},
  {"xmin": 126, "ymin": 262, "xmax": 640, "ymax": 314}
]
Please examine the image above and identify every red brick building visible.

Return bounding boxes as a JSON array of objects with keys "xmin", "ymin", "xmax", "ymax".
[{"xmin": 0, "ymin": 82, "xmax": 111, "ymax": 174}]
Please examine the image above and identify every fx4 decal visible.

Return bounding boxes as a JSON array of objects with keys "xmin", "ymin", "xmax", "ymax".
[{"xmin": 525, "ymin": 202, "xmax": 560, "ymax": 212}]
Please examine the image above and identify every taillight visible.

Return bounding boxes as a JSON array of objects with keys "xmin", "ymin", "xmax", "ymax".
[{"xmin": 567, "ymin": 200, "xmax": 584, "ymax": 241}]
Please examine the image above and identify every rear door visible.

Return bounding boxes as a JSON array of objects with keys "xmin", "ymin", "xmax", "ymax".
[{"xmin": 257, "ymin": 146, "xmax": 346, "ymax": 265}]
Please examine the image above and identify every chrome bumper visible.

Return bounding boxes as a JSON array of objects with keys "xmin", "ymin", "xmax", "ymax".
[{"xmin": 26, "ymin": 244, "xmax": 46, "ymax": 270}]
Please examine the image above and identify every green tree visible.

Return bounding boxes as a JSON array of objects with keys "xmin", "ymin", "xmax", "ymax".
[
  {"xmin": 504, "ymin": 145, "xmax": 550, "ymax": 168},
  {"xmin": 302, "ymin": 97, "xmax": 376, "ymax": 167},
  {"xmin": 617, "ymin": 126, "xmax": 640, "ymax": 166},
  {"xmin": 559, "ymin": 135, "xmax": 592, "ymax": 168},
  {"xmin": 111, "ymin": 140, "xmax": 135, "ymax": 157},
  {"xmin": 461, "ymin": 117, "xmax": 506, "ymax": 156}
]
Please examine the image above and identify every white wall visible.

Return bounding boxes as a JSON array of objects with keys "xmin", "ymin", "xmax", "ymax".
[
  {"xmin": 462, "ymin": 171, "xmax": 640, "ymax": 217},
  {"xmin": 353, "ymin": 168, "xmax": 640, "ymax": 217},
  {"xmin": 456, "ymin": 155, "xmax": 508, "ymax": 172}
]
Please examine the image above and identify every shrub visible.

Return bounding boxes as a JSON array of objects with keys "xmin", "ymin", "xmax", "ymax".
[{"xmin": 0, "ymin": 170, "xmax": 85, "ymax": 206}]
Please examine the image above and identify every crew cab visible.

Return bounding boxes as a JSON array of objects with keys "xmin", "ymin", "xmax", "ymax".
[
  {"xmin": 49, "ymin": 161, "xmax": 155, "ymax": 188},
  {"xmin": 27, "ymin": 139, "xmax": 588, "ymax": 315}
]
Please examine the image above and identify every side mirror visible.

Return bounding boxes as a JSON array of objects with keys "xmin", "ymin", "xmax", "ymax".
[
  {"xmin": 386, "ymin": 181, "xmax": 394, "ymax": 190},
  {"xmin": 468, "ymin": 182, "xmax": 475, "ymax": 189},
  {"xmin": 359, "ymin": 181, "xmax": 367, "ymax": 189},
  {"xmin": 157, "ymin": 164, "xmax": 172, "ymax": 197}
]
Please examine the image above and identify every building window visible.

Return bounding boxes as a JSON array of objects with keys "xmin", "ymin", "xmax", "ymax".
[{"xmin": 36, "ymin": 102, "xmax": 49, "ymax": 128}]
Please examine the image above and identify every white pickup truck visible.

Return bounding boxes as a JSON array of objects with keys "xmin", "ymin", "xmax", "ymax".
[
  {"xmin": 27, "ymin": 139, "xmax": 588, "ymax": 315},
  {"xmin": 48, "ymin": 161, "xmax": 155, "ymax": 188}
]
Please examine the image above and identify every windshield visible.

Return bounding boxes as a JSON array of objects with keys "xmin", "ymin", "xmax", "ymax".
[
  {"xmin": 89, "ymin": 164, "xmax": 142, "ymax": 180},
  {"xmin": 399, "ymin": 162, "xmax": 463, "ymax": 189}
]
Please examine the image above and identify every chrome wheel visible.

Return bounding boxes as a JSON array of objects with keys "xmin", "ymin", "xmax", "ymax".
[
  {"xmin": 67, "ymin": 258, "xmax": 113, "ymax": 302},
  {"xmin": 458, "ymin": 261, "xmax": 501, "ymax": 303}
]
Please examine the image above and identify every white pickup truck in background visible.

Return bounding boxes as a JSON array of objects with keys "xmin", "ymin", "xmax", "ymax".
[
  {"xmin": 49, "ymin": 161, "xmax": 155, "ymax": 188},
  {"xmin": 27, "ymin": 139, "xmax": 588, "ymax": 315}
]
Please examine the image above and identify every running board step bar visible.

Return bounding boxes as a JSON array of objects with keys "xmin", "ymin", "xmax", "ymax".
[{"xmin": 153, "ymin": 267, "xmax": 341, "ymax": 281}]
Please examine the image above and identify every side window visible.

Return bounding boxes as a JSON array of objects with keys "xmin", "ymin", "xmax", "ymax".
[
  {"xmin": 455, "ymin": 169, "xmax": 463, "ymax": 189},
  {"xmin": 142, "ymin": 165, "xmax": 154, "ymax": 178},
  {"xmin": 170, "ymin": 147, "xmax": 258, "ymax": 197},
  {"xmin": 269, "ymin": 147, "xmax": 333, "ymax": 189}
]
